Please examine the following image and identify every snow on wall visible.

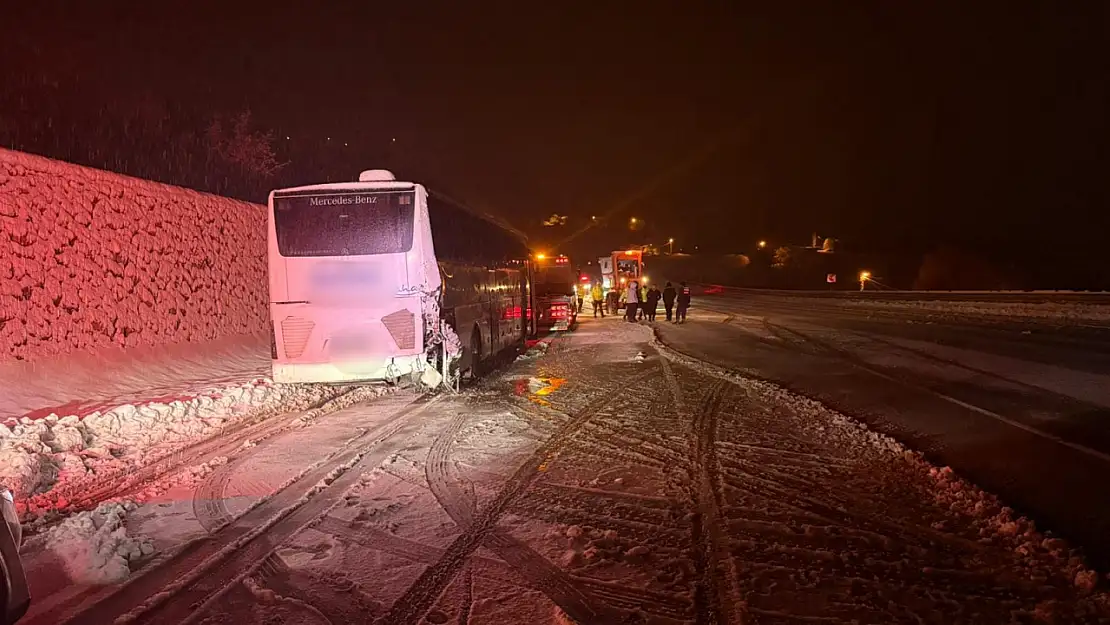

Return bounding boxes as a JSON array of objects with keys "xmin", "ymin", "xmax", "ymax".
[{"xmin": 0, "ymin": 149, "xmax": 268, "ymax": 362}]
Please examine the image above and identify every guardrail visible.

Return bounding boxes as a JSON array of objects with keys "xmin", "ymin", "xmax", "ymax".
[{"xmin": 684, "ymin": 284, "xmax": 1110, "ymax": 304}]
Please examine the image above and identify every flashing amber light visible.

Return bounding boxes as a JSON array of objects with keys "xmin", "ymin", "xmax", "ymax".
[
  {"xmin": 626, "ymin": 249, "xmax": 636, "ymax": 255},
  {"xmin": 642, "ymin": 276, "xmax": 649, "ymax": 285},
  {"xmin": 620, "ymin": 277, "xmax": 627, "ymax": 284},
  {"xmin": 535, "ymin": 253, "xmax": 546, "ymax": 260}
]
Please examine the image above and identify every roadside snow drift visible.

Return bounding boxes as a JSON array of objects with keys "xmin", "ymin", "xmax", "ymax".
[
  {"xmin": 843, "ymin": 298, "xmax": 1110, "ymax": 324},
  {"xmin": 1, "ymin": 380, "xmax": 369, "ymax": 514}
]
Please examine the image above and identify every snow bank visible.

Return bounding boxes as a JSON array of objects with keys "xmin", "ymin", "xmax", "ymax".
[
  {"xmin": 1, "ymin": 380, "xmax": 365, "ymax": 513},
  {"xmin": 41, "ymin": 500, "xmax": 153, "ymax": 585},
  {"xmin": 0, "ymin": 148, "xmax": 267, "ymax": 363},
  {"xmin": 842, "ymin": 298, "xmax": 1110, "ymax": 324},
  {"xmin": 0, "ymin": 333, "xmax": 268, "ymax": 421}
]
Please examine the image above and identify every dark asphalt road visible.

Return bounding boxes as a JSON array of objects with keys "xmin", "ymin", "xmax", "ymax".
[{"xmin": 654, "ymin": 292, "xmax": 1110, "ymax": 572}]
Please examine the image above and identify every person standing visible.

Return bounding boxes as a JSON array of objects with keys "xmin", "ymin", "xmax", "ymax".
[
  {"xmin": 645, "ymin": 285, "xmax": 662, "ymax": 321},
  {"xmin": 606, "ymin": 285, "xmax": 620, "ymax": 315},
  {"xmin": 590, "ymin": 282, "xmax": 605, "ymax": 318},
  {"xmin": 662, "ymin": 282, "xmax": 677, "ymax": 322},
  {"xmin": 625, "ymin": 281, "xmax": 640, "ymax": 322},
  {"xmin": 576, "ymin": 282, "xmax": 586, "ymax": 314},
  {"xmin": 676, "ymin": 281, "xmax": 691, "ymax": 323}
]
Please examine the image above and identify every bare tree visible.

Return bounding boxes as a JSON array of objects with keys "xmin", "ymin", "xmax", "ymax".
[{"xmin": 206, "ymin": 110, "xmax": 286, "ymax": 178}]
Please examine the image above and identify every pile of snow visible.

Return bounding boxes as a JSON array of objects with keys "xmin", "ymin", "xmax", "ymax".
[
  {"xmin": 0, "ymin": 333, "xmax": 268, "ymax": 420},
  {"xmin": 40, "ymin": 500, "xmax": 153, "ymax": 585},
  {"xmin": 2, "ymin": 380, "xmax": 368, "ymax": 517},
  {"xmin": 841, "ymin": 298, "xmax": 1110, "ymax": 324}
]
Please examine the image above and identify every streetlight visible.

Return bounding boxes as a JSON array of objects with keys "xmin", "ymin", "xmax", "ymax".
[
  {"xmin": 667, "ymin": 238, "xmax": 675, "ymax": 254},
  {"xmin": 758, "ymin": 240, "xmax": 767, "ymax": 249},
  {"xmin": 859, "ymin": 270, "xmax": 871, "ymax": 291}
]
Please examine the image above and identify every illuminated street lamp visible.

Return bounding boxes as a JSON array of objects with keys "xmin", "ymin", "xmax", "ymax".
[
  {"xmin": 859, "ymin": 270, "xmax": 872, "ymax": 291},
  {"xmin": 758, "ymin": 240, "xmax": 767, "ymax": 249},
  {"xmin": 667, "ymin": 237, "xmax": 675, "ymax": 254}
]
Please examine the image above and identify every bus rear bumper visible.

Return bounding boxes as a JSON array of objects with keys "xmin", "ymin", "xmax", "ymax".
[{"xmin": 272, "ymin": 355, "xmax": 426, "ymax": 385}]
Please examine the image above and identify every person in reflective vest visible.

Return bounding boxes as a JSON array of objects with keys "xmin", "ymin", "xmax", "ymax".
[{"xmin": 590, "ymin": 283, "xmax": 605, "ymax": 318}]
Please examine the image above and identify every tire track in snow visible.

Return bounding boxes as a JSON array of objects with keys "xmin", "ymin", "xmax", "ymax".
[
  {"xmin": 315, "ymin": 514, "xmax": 693, "ymax": 621},
  {"xmin": 191, "ymin": 392, "xmax": 425, "ymax": 534},
  {"xmin": 421, "ymin": 409, "xmax": 623, "ymax": 624},
  {"xmin": 658, "ymin": 351, "xmax": 745, "ymax": 624},
  {"xmin": 680, "ymin": 372, "xmax": 744, "ymax": 625},
  {"xmin": 193, "ymin": 457, "xmax": 239, "ymax": 533},
  {"xmin": 60, "ymin": 387, "xmax": 368, "ymax": 518},
  {"xmin": 382, "ymin": 371, "xmax": 655, "ymax": 625},
  {"xmin": 55, "ymin": 395, "xmax": 435, "ymax": 625}
]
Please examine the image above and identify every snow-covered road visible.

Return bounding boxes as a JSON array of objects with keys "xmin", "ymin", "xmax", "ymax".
[
  {"xmin": 22, "ymin": 315, "xmax": 1110, "ymax": 624},
  {"xmin": 665, "ymin": 293, "xmax": 1110, "ymax": 570}
]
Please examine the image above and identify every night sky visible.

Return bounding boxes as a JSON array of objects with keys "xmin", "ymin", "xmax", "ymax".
[{"xmin": 4, "ymin": 2, "xmax": 1109, "ymax": 285}]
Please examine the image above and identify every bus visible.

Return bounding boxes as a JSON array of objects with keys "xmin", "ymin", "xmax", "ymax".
[
  {"xmin": 267, "ymin": 169, "xmax": 530, "ymax": 387},
  {"xmin": 531, "ymin": 254, "xmax": 577, "ymax": 332}
]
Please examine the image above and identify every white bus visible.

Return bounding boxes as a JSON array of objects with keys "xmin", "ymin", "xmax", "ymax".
[{"xmin": 267, "ymin": 169, "xmax": 530, "ymax": 387}]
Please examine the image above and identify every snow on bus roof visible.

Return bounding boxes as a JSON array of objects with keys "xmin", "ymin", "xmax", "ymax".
[{"xmin": 270, "ymin": 181, "xmax": 415, "ymax": 195}]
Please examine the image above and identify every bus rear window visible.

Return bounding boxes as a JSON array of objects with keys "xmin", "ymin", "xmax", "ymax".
[
  {"xmin": 533, "ymin": 267, "xmax": 576, "ymax": 297},
  {"xmin": 273, "ymin": 191, "xmax": 415, "ymax": 256}
]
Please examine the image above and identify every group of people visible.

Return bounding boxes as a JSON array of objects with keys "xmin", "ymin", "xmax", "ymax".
[{"xmin": 588, "ymin": 280, "xmax": 691, "ymax": 323}]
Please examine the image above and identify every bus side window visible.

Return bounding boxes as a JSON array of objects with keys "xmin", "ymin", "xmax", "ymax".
[{"xmin": 427, "ymin": 193, "xmax": 528, "ymax": 267}]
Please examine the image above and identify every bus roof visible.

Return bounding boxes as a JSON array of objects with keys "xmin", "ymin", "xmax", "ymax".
[{"xmin": 269, "ymin": 179, "xmax": 529, "ymax": 245}]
